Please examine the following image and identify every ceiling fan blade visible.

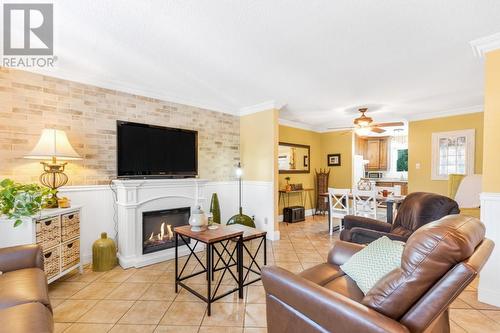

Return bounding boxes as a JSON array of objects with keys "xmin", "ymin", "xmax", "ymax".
[
  {"xmin": 370, "ymin": 127, "xmax": 386, "ymax": 133},
  {"xmin": 371, "ymin": 122, "xmax": 404, "ymax": 128}
]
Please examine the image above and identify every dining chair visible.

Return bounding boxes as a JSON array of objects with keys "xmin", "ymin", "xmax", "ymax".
[
  {"xmin": 352, "ymin": 188, "xmax": 377, "ymax": 219},
  {"xmin": 327, "ymin": 188, "xmax": 350, "ymax": 235}
]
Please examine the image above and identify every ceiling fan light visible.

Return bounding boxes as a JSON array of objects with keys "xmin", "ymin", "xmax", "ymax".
[{"xmin": 355, "ymin": 127, "xmax": 372, "ymax": 136}]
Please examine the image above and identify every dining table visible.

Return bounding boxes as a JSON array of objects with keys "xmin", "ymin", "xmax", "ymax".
[{"xmin": 318, "ymin": 192, "xmax": 405, "ymax": 233}]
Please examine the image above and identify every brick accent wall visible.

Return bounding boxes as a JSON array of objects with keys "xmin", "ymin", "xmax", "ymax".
[{"xmin": 0, "ymin": 68, "xmax": 240, "ymax": 185}]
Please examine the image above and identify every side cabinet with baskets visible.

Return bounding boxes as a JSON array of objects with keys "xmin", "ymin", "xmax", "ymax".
[{"xmin": 27, "ymin": 206, "xmax": 83, "ymax": 283}]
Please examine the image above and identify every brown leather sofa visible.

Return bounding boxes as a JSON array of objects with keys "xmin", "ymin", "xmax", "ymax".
[
  {"xmin": 263, "ymin": 215, "xmax": 494, "ymax": 333},
  {"xmin": 340, "ymin": 192, "xmax": 460, "ymax": 244},
  {"xmin": 0, "ymin": 245, "xmax": 53, "ymax": 333}
]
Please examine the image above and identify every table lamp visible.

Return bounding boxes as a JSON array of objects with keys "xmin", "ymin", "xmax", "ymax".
[{"xmin": 25, "ymin": 129, "xmax": 81, "ymax": 208}]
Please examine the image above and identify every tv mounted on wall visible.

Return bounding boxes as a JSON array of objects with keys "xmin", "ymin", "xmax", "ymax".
[{"xmin": 117, "ymin": 121, "xmax": 198, "ymax": 178}]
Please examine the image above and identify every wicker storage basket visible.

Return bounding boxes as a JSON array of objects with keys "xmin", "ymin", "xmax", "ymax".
[
  {"xmin": 36, "ymin": 217, "xmax": 61, "ymax": 250},
  {"xmin": 43, "ymin": 247, "xmax": 60, "ymax": 279},
  {"xmin": 61, "ymin": 239, "xmax": 80, "ymax": 271},
  {"xmin": 61, "ymin": 212, "xmax": 80, "ymax": 242}
]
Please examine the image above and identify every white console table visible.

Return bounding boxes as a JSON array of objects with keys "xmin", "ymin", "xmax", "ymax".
[{"xmin": 0, "ymin": 206, "xmax": 83, "ymax": 283}]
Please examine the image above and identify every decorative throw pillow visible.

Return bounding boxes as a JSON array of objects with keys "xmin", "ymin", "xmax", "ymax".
[{"xmin": 340, "ymin": 236, "xmax": 404, "ymax": 294}]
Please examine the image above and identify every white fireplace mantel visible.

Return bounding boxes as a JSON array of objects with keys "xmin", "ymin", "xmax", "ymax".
[{"xmin": 113, "ymin": 178, "xmax": 208, "ymax": 268}]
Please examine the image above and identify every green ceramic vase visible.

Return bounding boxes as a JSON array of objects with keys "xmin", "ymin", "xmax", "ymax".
[
  {"xmin": 92, "ymin": 232, "xmax": 117, "ymax": 272},
  {"xmin": 210, "ymin": 193, "xmax": 221, "ymax": 224}
]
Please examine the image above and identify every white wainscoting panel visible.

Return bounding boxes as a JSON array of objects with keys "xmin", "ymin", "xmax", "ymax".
[
  {"xmin": 478, "ymin": 192, "xmax": 500, "ymax": 307},
  {"xmin": 59, "ymin": 185, "xmax": 115, "ymax": 264},
  {"xmin": 58, "ymin": 179, "xmax": 278, "ymax": 264}
]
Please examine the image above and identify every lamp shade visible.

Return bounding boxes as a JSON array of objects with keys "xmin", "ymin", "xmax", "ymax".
[{"xmin": 25, "ymin": 129, "xmax": 81, "ymax": 160}]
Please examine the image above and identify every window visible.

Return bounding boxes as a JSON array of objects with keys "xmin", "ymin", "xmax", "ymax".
[{"xmin": 431, "ymin": 129, "xmax": 475, "ymax": 180}]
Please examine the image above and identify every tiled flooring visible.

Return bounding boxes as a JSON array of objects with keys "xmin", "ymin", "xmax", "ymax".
[{"xmin": 49, "ymin": 216, "xmax": 500, "ymax": 333}]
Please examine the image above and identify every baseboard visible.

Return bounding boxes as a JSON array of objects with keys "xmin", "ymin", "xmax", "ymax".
[
  {"xmin": 478, "ymin": 287, "xmax": 500, "ymax": 307},
  {"xmin": 278, "ymin": 208, "xmax": 315, "ymax": 222}
]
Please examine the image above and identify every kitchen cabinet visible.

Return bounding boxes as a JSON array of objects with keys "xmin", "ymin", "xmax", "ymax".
[{"xmin": 358, "ymin": 136, "xmax": 389, "ymax": 171}]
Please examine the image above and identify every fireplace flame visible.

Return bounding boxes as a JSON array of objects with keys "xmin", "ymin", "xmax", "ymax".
[
  {"xmin": 166, "ymin": 224, "xmax": 173, "ymax": 240},
  {"xmin": 147, "ymin": 222, "xmax": 174, "ymax": 243}
]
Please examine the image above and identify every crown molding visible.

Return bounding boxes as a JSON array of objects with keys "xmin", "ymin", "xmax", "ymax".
[
  {"xmin": 406, "ymin": 105, "xmax": 483, "ymax": 121},
  {"xmin": 278, "ymin": 118, "xmax": 318, "ymax": 132},
  {"xmin": 470, "ymin": 32, "xmax": 500, "ymax": 58},
  {"xmin": 238, "ymin": 100, "xmax": 285, "ymax": 116},
  {"xmin": 16, "ymin": 67, "xmax": 239, "ymax": 116}
]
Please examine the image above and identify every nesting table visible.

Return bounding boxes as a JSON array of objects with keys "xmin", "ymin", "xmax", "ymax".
[{"xmin": 174, "ymin": 224, "xmax": 266, "ymax": 316}]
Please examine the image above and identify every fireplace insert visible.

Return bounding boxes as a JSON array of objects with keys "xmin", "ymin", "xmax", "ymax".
[{"xmin": 142, "ymin": 207, "xmax": 190, "ymax": 254}]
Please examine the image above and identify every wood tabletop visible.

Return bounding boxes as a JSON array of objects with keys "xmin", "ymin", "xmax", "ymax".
[
  {"xmin": 174, "ymin": 225, "xmax": 243, "ymax": 244},
  {"xmin": 225, "ymin": 224, "xmax": 267, "ymax": 241},
  {"xmin": 278, "ymin": 188, "xmax": 314, "ymax": 193}
]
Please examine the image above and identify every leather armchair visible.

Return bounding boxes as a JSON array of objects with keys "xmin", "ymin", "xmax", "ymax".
[
  {"xmin": 340, "ymin": 192, "xmax": 459, "ymax": 244},
  {"xmin": 0, "ymin": 245, "xmax": 53, "ymax": 333},
  {"xmin": 263, "ymin": 215, "xmax": 494, "ymax": 333}
]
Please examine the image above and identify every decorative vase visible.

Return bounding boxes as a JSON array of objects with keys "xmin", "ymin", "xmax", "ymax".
[
  {"xmin": 189, "ymin": 205, "xmax": 207, "ymax": 232},
  {"xmin": 210, "ymin": 193, "xmax": 221, "ymax": 224},
  {"xmin": 92, "ymin": 232, "xmax": 117, "ymax": 272},
  {"xmin": 285, "ymin": 184, "xmax": 292, "ymax": 192}
]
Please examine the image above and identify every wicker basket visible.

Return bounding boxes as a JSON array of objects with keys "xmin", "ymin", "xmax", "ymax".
[
  {"xmin": 36, "ymin": 217, "xmax": 61, "ymax": 250},
  {"xmin": 43, "ymin": 247, "xmax": 60, "ymax": 279},
  {"xmin": 61, "ymin": 212, "xmax": 80, "ymax": 242},
  {"xmin": 61, "ymin": 239, "xmax": 80, "ymax": 271}
]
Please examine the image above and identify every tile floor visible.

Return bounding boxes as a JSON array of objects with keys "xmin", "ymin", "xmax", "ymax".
[{"xmin": 49, "ymin": 216, "xmax": 500, "ymax": 333}]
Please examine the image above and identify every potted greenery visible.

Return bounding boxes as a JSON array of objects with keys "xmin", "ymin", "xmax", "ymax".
[{"xmin": 0, "ymin": 179, "xmax": 53, "ymax": 227}]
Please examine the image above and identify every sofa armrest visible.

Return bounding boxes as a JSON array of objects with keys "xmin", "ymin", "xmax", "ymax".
[
  {"xmin": 343, "ymin": 215, "xmax": 392, "ymax": 233},
  {"xmin": 327, "ymin": 240, "xmax": 365, "ymax": 266},
  {"xmin": 350, "ymin": 227, "xmax": 408, "ymax": 244},
  {"xmin": 0, "ymin": 245, "xmax": 44, "ymax": 273},
  {"xmin": 262, "ymin": 266, "xmax": 409, "ymax": 333}
]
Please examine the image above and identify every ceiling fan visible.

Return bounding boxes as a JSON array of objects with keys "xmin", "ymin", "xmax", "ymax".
[{"xmin": 328, "ymin": 108, "xmax": 404, "ymax": 134}]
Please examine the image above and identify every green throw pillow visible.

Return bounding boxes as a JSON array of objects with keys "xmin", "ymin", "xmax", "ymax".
[{"xmin": 340, "ymin": 236, "xmax": 404, "ymax": 294}]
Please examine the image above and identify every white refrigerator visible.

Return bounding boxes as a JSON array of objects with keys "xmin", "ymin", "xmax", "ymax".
[{"xmin": 352, "ymin": 155, "xmax": 368, "ymax": 188}]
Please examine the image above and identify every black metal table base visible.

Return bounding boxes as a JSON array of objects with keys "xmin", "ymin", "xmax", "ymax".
[{"xmin": 175, "ymin": 233, "xmax": 243, "ymax": 316}]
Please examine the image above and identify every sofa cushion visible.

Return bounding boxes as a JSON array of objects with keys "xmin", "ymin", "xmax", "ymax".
[
  {"xmin": 340, "ymin": 236, "xmax": 404, "ymax": 294},
  {"xmin": 323, "ymin": 275, "xmax": 365, "ymax": 303},
  {"xmin": 0, "ymin": 302, "xmax": 53, "ymax": 333},
  {"xmin": 299, "ymin": 263, "xmax": 344, "ymax": 286},
  {"xmin": 0, "ymin": 268, "xmax": 51, "ymax": 311},
  {"xmin": 362, "ymin": 215, "xmax": 485, "ymax": 320}
]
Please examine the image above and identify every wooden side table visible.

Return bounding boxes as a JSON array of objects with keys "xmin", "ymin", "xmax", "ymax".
[{"xmin": 174, "ymin": 225, "xmax": 244, "ymax": 316}]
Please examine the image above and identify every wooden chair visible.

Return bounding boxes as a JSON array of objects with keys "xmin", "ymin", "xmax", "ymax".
[
  {"xmin": 352, "ymin": 188, "xmax": 377, "ymax": 219},
  {"xmin": 327, "ymin": 188, "xmax": 350, "ymax": 235}
]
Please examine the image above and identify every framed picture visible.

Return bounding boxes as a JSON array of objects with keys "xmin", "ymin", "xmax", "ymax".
[{"xmin": 327, "ymin": 153, "xmax": 341, "ymax": 166}]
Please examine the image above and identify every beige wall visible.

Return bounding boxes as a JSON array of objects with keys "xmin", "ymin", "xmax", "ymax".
[
  {"xmin": 0, "ymin": 68, "xmax": 240, "ymax": 184},
  {"xmin": 278, "ymin": 125, "xmax": 321, "ymax": 210},
  {"xmin": 320, "ymin": 130, "xmax": 353, "ymax": 189},
  {"xmin": 408, "ymin": 112, "xmax": 484, "ymax": 195},
  {"xmin": 483, "ymin": 50, "xmax": 500, "ymax": 192}
]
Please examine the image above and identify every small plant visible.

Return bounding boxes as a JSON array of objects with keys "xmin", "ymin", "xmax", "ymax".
[
  {"xmin": 285, "ymin": 176, "xmax": 291, "ymax": 184},
  {"xmin": 0, "ymin": 179, "xmax": 53, "ymax": 227}
]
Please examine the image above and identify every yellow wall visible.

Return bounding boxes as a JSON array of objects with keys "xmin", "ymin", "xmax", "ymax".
[
  {"xmin": 240, "ymin": 109, "xmax": 280, "ymax": 230},
  {"xmin": 240, "ymin": 110, "xmax": 278, "ymax": 182},
  {"xmin": 408, "ymin": 112, "xmax": 484, "ymax": 195},
  {"xmin": 320, "ymin": 130, "xmax": 353, "ymax": 189},
  {"xmin": 278, "ymin": 125, "xmax": 321, "ymax": 211},
  {"xmin": 483, "ymin": 50, "xmax": 500, "ymax": 192}
]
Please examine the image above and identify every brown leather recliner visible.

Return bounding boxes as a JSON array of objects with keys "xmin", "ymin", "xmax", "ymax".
[
  {"xmin": 0, "ymin": 245, "xmax": 53, "ymax": 333},
  {"xmin": 340, "ymin": 192, "xmax": 460, "ymax": 244},
  {"xmin": 263, "ymin": 215, "xmax": 494, "ymax": 333}
]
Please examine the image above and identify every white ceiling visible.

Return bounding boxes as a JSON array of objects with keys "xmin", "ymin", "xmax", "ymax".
[{"xmin": 19, "ymin": 0, "xmax": 500, "ymax": 131}]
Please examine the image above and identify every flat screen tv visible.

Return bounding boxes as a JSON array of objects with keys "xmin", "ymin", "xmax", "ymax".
[{"xmin": 117, "ymin": 121, "xmax": 198, "ymax": 178}]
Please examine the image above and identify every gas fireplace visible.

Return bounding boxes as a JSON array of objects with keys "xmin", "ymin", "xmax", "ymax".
[{"xmin": 142, "ymin": 207, "xmax": 190, "ymax": 255}]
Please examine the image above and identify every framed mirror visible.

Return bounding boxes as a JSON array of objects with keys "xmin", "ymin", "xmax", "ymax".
[{"xmin": 278, "ymin": 142, "xmax": 310, "ymax": 174}]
